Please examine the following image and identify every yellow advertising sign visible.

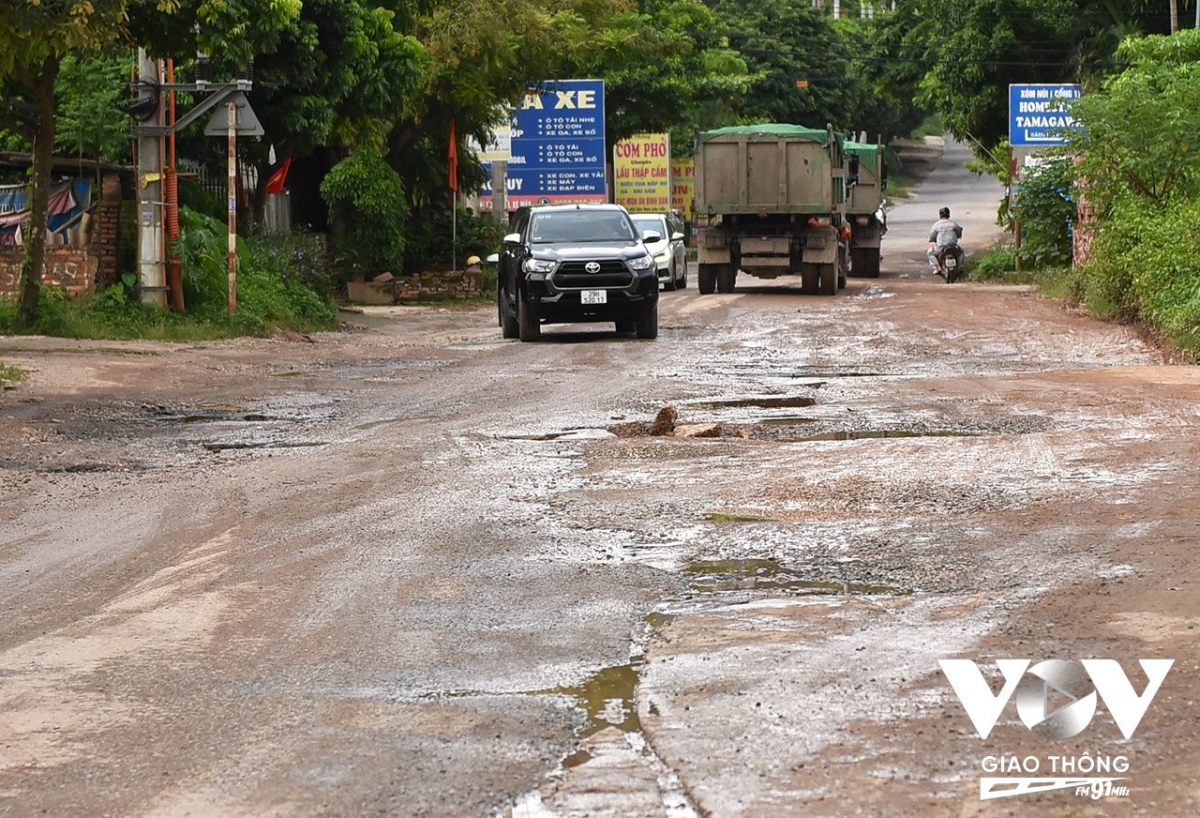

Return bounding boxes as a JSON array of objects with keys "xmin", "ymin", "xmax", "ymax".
[
  {"xmin": 671, "ymin": 157, "xmax": 695, "ymax": 220},
  {"xmin": 613, "ymin": 133, "xmax": 670, "ymax": 213}
]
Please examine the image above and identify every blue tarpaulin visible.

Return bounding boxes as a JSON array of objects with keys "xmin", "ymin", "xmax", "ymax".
[{"xmin": 0, "ymin": 179, "xmax": 91, "ymax": 247}]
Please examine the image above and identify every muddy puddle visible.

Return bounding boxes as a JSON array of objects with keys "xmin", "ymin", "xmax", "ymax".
[
  {"xmin": 684, "ymin": 558, "xmax": 910, "ymax": 596},
  {"xmin": 551, "ymin": 660, "xmax": 642, "ymax": 769}
]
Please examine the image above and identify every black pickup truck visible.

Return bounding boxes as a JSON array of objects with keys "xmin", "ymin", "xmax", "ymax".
[{"xmin": 496, "ymin": 203, "xmax": 660, "ymax": 341}]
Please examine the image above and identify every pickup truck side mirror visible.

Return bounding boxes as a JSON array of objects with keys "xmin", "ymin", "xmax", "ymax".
[{"xmin": 847, "ymin": 154, "xmax": 860, "ymax": 186}]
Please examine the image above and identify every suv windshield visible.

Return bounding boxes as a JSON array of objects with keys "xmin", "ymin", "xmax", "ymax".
[
  {"xmin": 630, "ymin": 216, "xmax": 668, "ymax": 239},
  {"xmin": 530, "ymin": 210, "xmax": 636, "ymax": 244}
]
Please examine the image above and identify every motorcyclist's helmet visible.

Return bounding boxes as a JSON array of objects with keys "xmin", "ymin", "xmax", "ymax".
[{"xmin": 939, "ymin": 207, "xmax": 950, "ymax": 218}]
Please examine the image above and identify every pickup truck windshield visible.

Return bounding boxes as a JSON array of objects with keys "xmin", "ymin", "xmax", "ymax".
[{"xmin": 530, "ymin": 211, "xmax": 635, "ymax": 244}]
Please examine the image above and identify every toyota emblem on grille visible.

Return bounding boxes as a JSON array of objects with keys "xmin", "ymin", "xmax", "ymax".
[{"xmin": 585, "ymin": 262, "xmax": 601, "ymax": 274}]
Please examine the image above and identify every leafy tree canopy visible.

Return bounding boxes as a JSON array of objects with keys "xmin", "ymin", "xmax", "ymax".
[
  {"xmin": 705, "ymin": 0, "xmax": 854, "ymax": 130},
  {"xmin": 1068, "ymin": 27, "xmax": 1200, "ymax": 212}
]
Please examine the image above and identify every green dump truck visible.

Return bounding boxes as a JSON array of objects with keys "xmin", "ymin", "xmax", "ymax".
[
  {"xmin": 844, "ymin": 139, "xmax": 888, "ymax": 278},
  {"xmin": 693, "ymin": 123, "xmax": 849, "ymax": 295}
]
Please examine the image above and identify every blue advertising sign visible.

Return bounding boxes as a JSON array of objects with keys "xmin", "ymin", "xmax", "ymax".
[
  {"xmin": 1009, "ymin": 84, "xmax": 1081, "ymax": 147},
  {"xmin": 480, "ymin": 79, "xmax": 607, "ymax": 210}
]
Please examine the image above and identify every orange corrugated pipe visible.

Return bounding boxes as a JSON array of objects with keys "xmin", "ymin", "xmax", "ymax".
[{"xmin": 165, "ymin": 58, "xmax": 184, "ymax": 312}]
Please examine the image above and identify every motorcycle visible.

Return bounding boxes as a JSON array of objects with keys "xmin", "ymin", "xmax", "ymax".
[{"xmin": 935, "ymin": 244, "xmax": 965, "ymax": 283}]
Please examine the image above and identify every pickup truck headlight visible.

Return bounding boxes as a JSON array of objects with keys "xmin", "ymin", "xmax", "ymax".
[
  {"xmin": 523, "ymin": 258, "xmax": 557, "ymax": 274},
  {"xmin": 627, "ymin": 254, "xmax": 655, "ymax": 271}
]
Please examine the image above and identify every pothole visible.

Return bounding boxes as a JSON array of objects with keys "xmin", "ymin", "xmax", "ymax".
[
  {"xmin": 45, "ymin": 461, "xmax": 149, "ymax": 473},
  {"xmin": 771, "ymin": 428, "xmax": 979, "ymax": 442},
  {"xmin": 552, "ymin": 660, "xmax": 642, "ymax": 743},
  {"xmin": 202, "ymin": 440, "xmax": 327, "ymax": 452},
  {"xmin": 684, "ymin": 395, "xmax": 817, "ymax": 410},
  {"xmin": 684, "ymin": 559, "xmax": 910, "ymax": 596}
]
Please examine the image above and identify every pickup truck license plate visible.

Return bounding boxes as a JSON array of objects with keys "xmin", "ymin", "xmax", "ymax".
[{"xmin": 581, "ymin": 290, "xmax": 607, "ymax": 305}]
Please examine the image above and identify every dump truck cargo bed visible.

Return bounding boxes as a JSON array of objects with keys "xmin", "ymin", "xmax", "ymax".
[{"xmin": 695, "ymin": 124, "xmax": 843, "ymax": 216}]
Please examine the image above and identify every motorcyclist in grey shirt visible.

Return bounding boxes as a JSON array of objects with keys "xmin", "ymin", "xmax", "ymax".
[{"xmin": 927, "ymin": 206, "xmax": 963, "ymax": 274}]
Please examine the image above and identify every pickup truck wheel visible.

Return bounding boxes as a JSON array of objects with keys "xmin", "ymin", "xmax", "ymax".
[
  {"xmin": 698, "ymin": 264, "xmax": 717, "ymax": 294},
  {"xmin": 717, "ymin": 266, "xmax": 736, "ymax": 293},
  {"xmin": 635, "ymin": 305, "xmax": 658, "ymax": 339},
  {"xmin": 500, "ymin": 289, "xmax": 519, "ymax": 338},
  {"xmin": 677, "ymin": 261, "xmax": 687, "ymax": 289},
  {"xmin": 664, "ymin": 266, "xmax": 678, "ymax": 292},
  {"xmin": 518, "ymin": 298, "xmax": 541, "ymax": 341}
]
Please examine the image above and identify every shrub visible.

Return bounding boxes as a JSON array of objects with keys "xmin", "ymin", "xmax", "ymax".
[
  {"xmin": 320, "ymin": 148, "xmax": 408, "ymax": 280},
  {"xmin": 401, "ymin": 205, "xmax": 507, "ymax": 279},
  {"xmin": 176, "ymin": 207, "xmax": 338, "ymax": 333},
  {"xmin": 1013, "ymin": 158, "xmax": 1075, "ymax": 269},
  {"xmin": 968, "ymin": 244, "xmax": 1017, "ymax": 281},
  {"xmin": 1077, "ymin": 197, "xmax": 1200, "ymax": 341}
]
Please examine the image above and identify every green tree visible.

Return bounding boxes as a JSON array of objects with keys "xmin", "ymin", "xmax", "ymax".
[
  {"xmin": 1069, "ymin": 28, "xmax": 1200, "ymax": 212},
  {"xmin": 56, "ymin": 53, "xmax": 135, "ymax": 163},
  {"xmin": 840, "ymin": 9, "xmax": 931, "ymax": 141},
  {"xmin": 914, "ymin": 0, "xmax": 1078, "ymax": 151},
  {"xmin": 195, "ymin": 0, "xmax": 427, "ymax": 228},
  {"xmin": 705, "ymin": 0, "xmax": 856, "ymax": 130},
  {"xmin": 0, "ymin": 0, "xmax": 154, "ymax": 327},
  {"xmin": 546, "ymin": 0, "xmax": 752, "ymax": 144},
  {"xmin": 0, "ymin": 0, "xmax": 301, "ymax": 327},
  {"xmin": 319, "ymin": 147, "xmax": 408, "ymax": 278}
]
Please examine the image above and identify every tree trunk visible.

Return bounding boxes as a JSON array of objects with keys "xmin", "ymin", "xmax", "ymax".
[
  {"xmin": 1170, "ymin": 0, "xmax": 1178, "ymax": 33},
  {"xmin": 17, "ymin": 56, "xmax": 60, "ymax": 328}
]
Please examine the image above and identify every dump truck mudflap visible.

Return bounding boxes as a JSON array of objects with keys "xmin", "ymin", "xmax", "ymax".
[{"xmin": 801, "ymin": 226, "xmax": 840, "ymax": 265}]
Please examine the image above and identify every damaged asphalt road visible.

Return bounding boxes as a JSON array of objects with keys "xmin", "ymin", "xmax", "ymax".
[{"xmin": 3, "ymin": 140, "xmax": 1200, "ymax": 818}]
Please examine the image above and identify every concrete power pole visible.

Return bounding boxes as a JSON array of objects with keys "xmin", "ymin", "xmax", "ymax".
[{"xmin": 135, "ymin": 49, "xmax": 167, "ymax": 306}]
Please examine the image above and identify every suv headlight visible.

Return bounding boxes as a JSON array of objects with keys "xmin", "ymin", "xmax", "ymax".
[
  {"xmin": 523, "ymin": 258, "xmax": 556, "ymax": 274},
  {"xmin": 627, "ymin": 254, "xmax": 655, "ymax": 271}
]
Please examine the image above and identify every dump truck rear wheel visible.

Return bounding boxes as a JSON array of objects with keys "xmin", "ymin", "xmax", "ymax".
[
  {"xmin": 717, "ymin": 266, "xmax": 736, "ymax": 293},
  {"xmin": 819, "ymin": 264, "xmax": 837, "ymax": 295}
]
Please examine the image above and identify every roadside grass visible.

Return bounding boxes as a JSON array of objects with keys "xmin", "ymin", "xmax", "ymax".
[
  {"xmin": 0, "ymin": 361, "xmax": 28, "ymax": 389},
  {"xmin": 0, "ymin": 291, "xmax": 333, "ymax": 341},
  {"xmin": 965, "ymin": 242, "xmax": 1018, "ymax": 282}
]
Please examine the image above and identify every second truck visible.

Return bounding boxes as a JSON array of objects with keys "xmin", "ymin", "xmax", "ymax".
[{"xmin": 693, "ymin": 123, "xmax": 851, "ymax": 295}]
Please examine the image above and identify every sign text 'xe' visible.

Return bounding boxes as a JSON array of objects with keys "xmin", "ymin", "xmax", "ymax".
[{"xmin": 522, "ymin": 90, "xmax": 598, "ymax": 110}]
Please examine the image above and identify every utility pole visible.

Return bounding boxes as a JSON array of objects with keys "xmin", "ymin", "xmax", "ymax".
[
  {"xmin": 131, "ymin": 66, "xmax": 261, "ymax": 313},
  {"xmin": 227, "ymin": 102, "xmax": 238, "ymax": 312},
  {"xmin": 492, "ymin": 160, "xmax": 508, "ymax": 226},
  {"xmin": 134, "ymin": 49, "xmax": 166, "ymax": 307}
]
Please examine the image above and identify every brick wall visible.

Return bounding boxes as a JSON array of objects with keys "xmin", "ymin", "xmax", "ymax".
[
  {"xmin": 396, "ymin": 269, "xmax": 484, "ymax": 301},
  {"xmin": 0, "ymin": 247, "xmax": 99, "ymax": 297},
  {"xmin": 348, "ymin": 268, "xmax": 485, "ymax": 305},
  {"xmin": 96, "ymin": 174, "xmax": 123, "ymax": 288},
  {"xmin": 0, "ymin": 172, "xmax": 122, "ymax": 297}
]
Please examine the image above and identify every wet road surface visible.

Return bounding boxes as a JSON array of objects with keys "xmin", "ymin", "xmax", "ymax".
[{"xmin": 3, "ymin": 140, "xmax": 1199, "ymax": 818}]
